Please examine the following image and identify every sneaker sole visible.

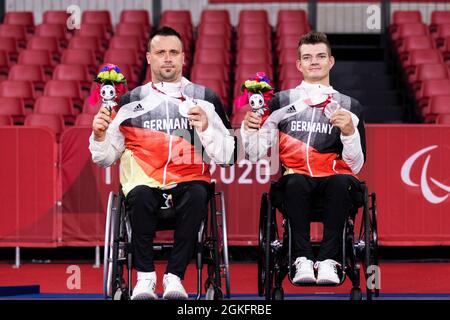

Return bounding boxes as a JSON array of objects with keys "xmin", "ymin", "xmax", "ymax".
[
  {"xmin": 163, "ymin": 291, "xmax": 188, "ymax": 300},
  {"xmin": 131, "ymin": 293, "xmax": 158, "ymax": 300},
  {"xmin": 293, "ymin": 275, "xmax": 317, "ymax": 284},
  {"xmin": 316, "ymin": 278, "xmax": 340, "ymax": 285}
]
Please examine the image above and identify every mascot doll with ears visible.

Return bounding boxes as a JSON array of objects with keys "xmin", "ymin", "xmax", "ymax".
[
  {"xmin": 234, "ymin": 72, "xmax": 274, "ymax": 126},
  {"xmin": 88, "ymin": 64, "xmax": 127, "ymax": 116}
]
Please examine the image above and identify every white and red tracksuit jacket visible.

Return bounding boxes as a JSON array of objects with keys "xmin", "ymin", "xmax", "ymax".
[
  {"xmin": 241, "ymin": 81, "xmax": 366, "ymax": 177},
  {"xmin": 89, "ymin": 77, "xmax": 235, "ymax": 196}
]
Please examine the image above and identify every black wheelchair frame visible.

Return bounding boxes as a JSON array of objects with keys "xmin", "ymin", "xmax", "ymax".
[
  {"xmin": 258, "ymin": 180, "xmax": 379, "ymax": 300},
  {"xmin": 103, "ymin": 182, "xmax": 231, "ymax": 300}
]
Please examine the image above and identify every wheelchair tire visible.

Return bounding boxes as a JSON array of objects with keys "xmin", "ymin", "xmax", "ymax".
[
  {"xmin": 350, "ymin": 287, "xmax": 362, "ymax": 300},
  {"xmin": 205, "ymin": 286, "xmax": 223, "ymax": 300},
  {"xmin": 257, "ymin": 193, "xmax": 268, "ymax": 297},
  {"xmin": 272, "ymin": 287, "xmax": 284, "ymax": 301}
]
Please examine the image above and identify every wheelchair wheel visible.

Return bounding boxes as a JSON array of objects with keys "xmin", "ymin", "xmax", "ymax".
[
  {"xmin": 272, "ymin": 287, "xmax": 284, "ymax": 300},
  {"xmin": 205, "ymin": 286, "xmax": 223, "ymax": 300},
  {"xmin": 361, "ymin": 189, "xmax": 379, "ymax": 300},
  {"xmin": 103, "ymin": 192, "xmax": 117, "ymax": 299},
  {"xmin": 258, "ymin": 192, "xmax": 275, "ymax": 300}
]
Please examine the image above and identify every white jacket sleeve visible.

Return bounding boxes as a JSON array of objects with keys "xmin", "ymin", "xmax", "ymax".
[
  {"xmin": 196, "ymin": 102, "xmax": 235, "ymax": 165},
  {"xmin": 340, "ymin": 111, "xmax": 364, "ymax": 174},
  {"xmin": 240, "ymin": 118, "xmax": 278, "ymax": 163},
  {"xmin": 88, "ymin": 120, "xmax": 125, "ymax": 168}
]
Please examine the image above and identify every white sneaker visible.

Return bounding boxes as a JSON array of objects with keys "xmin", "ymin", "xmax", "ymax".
[
  {"xmin": 315, "ymin": 259, "xmax": 341, "ymax": 285},
  {"xmin": 292, "ymin": 257, "xmax": 316, "ymax": 284},
  {"xmin": 131, "ymin": 271, "xmax": 158, "ymax": 300},
  {"xmin": 163, "ymin": 273, "xmax": 188, "ymax": 300}
]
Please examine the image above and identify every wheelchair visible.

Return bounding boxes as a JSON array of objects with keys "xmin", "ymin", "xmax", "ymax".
[
  {"xmin": 103, "ymin": 182, "xmax": 231, "ymax": 300},
  {"xmin": 258, "ymin": 178, "xmax": 379, "ymax": 300}
]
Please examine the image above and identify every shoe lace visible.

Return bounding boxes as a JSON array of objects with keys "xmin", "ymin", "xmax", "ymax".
[
  {"xmin": 294, "ymin": 257, "xmax": 312, "ymax": 271},
  {"xmin": 315, "ymin": 259, "xmax": 341, "ymax": 272}
]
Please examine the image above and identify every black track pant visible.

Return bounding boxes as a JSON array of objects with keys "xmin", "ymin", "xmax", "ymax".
[
  {"xmin": 281, "ymin": 173, "xmax": 359, "ymax": 261},
  {"xmin": 126, "ymin": 181, "xmax": 209, "ymax": 279}
]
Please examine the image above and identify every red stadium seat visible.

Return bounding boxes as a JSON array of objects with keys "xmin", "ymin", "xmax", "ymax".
[
  {"xmin": 61, "ymin": 49, "xmax": 98, "ymax": 75},
  {"xmin": 120, "ymin": 10, "xmax": 151, "ymax": 27},
  {"xmin": 104, "ymin": 49, "xmax": 140, "ymax": 76},
  {"xmin": 279, "ymin": 66, "xmax": 304, "ymax": 82},
  {"xmin": 277, "ymin": 10, "xmax": 308, "ymax": 26},
  {"xmin": 97, "ymin": 63, "xmax": 138, "ymax": 89},
  {"xmin": 424, "ymin": 95, "xmax": 450, "ymax": 123},
  {"xmin": 82, "ymin": 10, "xmax": 112, "ymax": 34},
  {"xmin": 280, "ymin": 78, "xmax": 302, "ymax": 90},
  {"xmin": 276, "ymin": 35, "xmax": 303, "ymax": 54},
  {"xmin": 442, "ymin": 36, "xmax": 450, "ymax": 61},
  {"xmin": 194, "ymin": 49, "xmax": 230, "ymax": 66},
  {"xmin": 193, "ymin": 78, "xmax": 228, "ymax": 102},
  {"xmin": 75, "ymin": 23, "xmax": 109, "ymax": 47},
  {"xmin": 109, "ymin": 36, "xmax": 145, "ymax": 64},
  {"xmin": 8, "ymin": 65, "xmax": 46, "ymax": 93},
  {"xmin": 237, "ymin": 34, "xmax": 272, "ymax": 50},
  {"xmin": 0, "ymin": 115, "xmax": 13, "ymax": 126},
  {"xmin": 398, "ymin": 35, "xmax": 435, "ymax": 60},
  {"xmin": 160, "ymin": 10, "xmax": 192, "ymax": 26},
  {"xmin": 0, "ymin": 24, "xmax": 27, "ymax": 48},
  {"xmin": 27, "ymin": 36, "xmax": 60, "ymax": 62},
  {"xmin": 53, "ymin": 64, "xmax": 92, "ymax": 96},
  {"xmin": 435, "ymin": 113, "xmax": 450, "ymax": 124},
  {"xmin": 25, "ymin": 114, "xmax": 65, "ymax": 139},
  {"xmin": 34, "ymin": 96, "xmax": 76, "ymax": 124},
  {"xmin": 390, "ymin": 10, "xmax": 422, "ymax": 33},
  {"xmin": 430, "ymin": 11, "xmax": 450, "ymax": 33},
  {"xmin": 115, "ymin": 23, "xmax": 149, "ymax": 43},
  {"xmin": 237, "ymin": 23, "xmax": 271, "ymax": 36},
  {"xmin": 278, "ymin": 49, "xmax": 298, "ymax": 66},
  {"xmin": 68, "ymin": 36, "xmax": 104, "ymax": 59},
  {"xmin": 75, "ymin": 113, "xmax": 95, "ymax": 126},
  {"xmin": 197, "ymin": 22, "xmax": 232, "ymax": 40},
  {"xmin": 35, "ymin": 23, "xmax": 69, "ymax": 48},
  {"xmin": 0, "ymin": 37, "xmax": 19, "ymax": 63},
  {"xmin": 403, "ymin": 49, "xmax": 443, "ymax": 74},
  {"xmin": 276, "ymin": 21, "xmax": 310, "ymax": 38},
  {"xmin": 44, "ymin": 80, "xmax": 83, "ymax": 110},
  {"xmin": 392, "ymin": 23, "xmax": 429, "ymax": 46},
  {"xmin": 409, "ymin": 63, "xmax": 449, "ymax": 91},
  {"xmin": 239, "ymin": 10, "xmax": 268, "ymax": 24},
  {"xmin": 237, "ymin": 49, "xmax": 272, "ymax": 66},
  {"xmin": 190, "ymin": 64, "xmax": 229, "ymax": 83},
  {"xmin": 434, "ymin": 23, "xmax": 450, "ymax": 47},
  {"xmin": 200, "ymin": 10, "xmax": 230, "ymax": 26},
  {"xmin": 196, "ymin": 35, "xmax": 231, "ymax": 51},
  {"xmin": 4, "ymin": 11, "xmax": 34, "ymax": 33},
  {"xmin": 18, "ymin": 49, "xmax": 54, "ymax": 76},
  {"xmin": 0, "ymin": 80, "xmax": 35, "ymax": 109},
  {"xmin": 82, "ymin": 99, "xmax": 101, "ymax": 114},
  {"xmin": 0, "ymin": 97, "xmax": 26, "ymax": 123},
  {"xmin": 417, "ymin": 79, "xmax": 450, "ymax": 111},
  {"xmin": 43, "ymin": 10, "xmax": 70, "ymax": 24}
]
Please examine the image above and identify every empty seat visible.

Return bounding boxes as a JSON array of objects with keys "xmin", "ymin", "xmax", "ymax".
[
  {"xmin": 200, "ymin": 10, "xmax": 230, "ymax": 26},
  {"xmin": 120, "ymin": 10, "xmax": 151, "ymax": 27},
  {"xmin": 279, "ymin": 66, "xmax": 304, "ymax": 82},
  {"xmin": 27, "ymin": 36, "xmax": 60, "ymax": 62},
  {"xmin": 160, "ymin": 10, "xmax": 192, "ymax": 26},
  {"xmin": 4, "ymin": 11, "xmax": 34, "ymax": 33},
  {"xmin": 276, "ymin": 21, "xmax": 310, "ymax": 38},
  {"xmin": 398, "ymin": 35, "xmax": 435, "ymax": 60},
  {"xmin": 409, "ymin": 63, "xmax": 449, "ymax": 91},
  {"xmin": 61, "ymin": 49, "xmax": 98, "ymax": 75},
  {"xmin": 277, "ymin": 35, "xmax": 303, "ymax": 53},
  {"xmin": 196, "ymin": 35, "xmax": 231, "ymax": 51},
  {"xmin": 34, "ymin": 96, "xmax": 75, "ymax": 124},
  {"xmin": 424, "ymin": 95, "xmax": 450, "ymax": 122},
  {"xmin": 0, "ymin": 115, "xmax": 13, "ymax": 126},
  {"xmin": 280, "ymin": 78, "xmax": 302, "ymax": 90},
  {"xmin": 434, "ymin": 23, "xmax": 450, "ymax": 47},
  {"xmin": 68, "ymin": 36, "xmax": 104, "ymax": 58},
  {"xmin": 392, "ymin": 23, "xmax": 429, "ymax": 46},
  {"xmin": 197, "ymin": 22, "xmax": 232, "ymax": 40},
  {"xmin": 417, "ymin": 79, "xmax": 450, "ymax": 110},
  {"xmin": 235, "ymin": 65, "xmax": 273, "ymax": 82},
  {"xmin": 0, "ymin": 97, "xmax": 26, "ymax": 123},
  {"xmin": 25, "ymin": 114, "xmax": 65, "ymax": 138},
  {"xmin": 237, "ymin": 23, "xmax": 271, "ymax": 36},
  {"xmin": 8, "ymin": 65, "xmax": 46, "ymax": 92},
  {"xmin": 390, "ymin": 10, "xmax": 423, "ymax": 33},
  {"xmin": 75, "ymin": 23, "xmax": 109, "ymax": 46},
  {"xmin": 278, "ymin": 49, "xmax": 298, "ymax": 66},
  {"xmin": 0, "ymin": 51, "xmax": 8, "ymax": 79},
  {"xmin": 82, "ymin": 11, "xmax": 112, "ymax": 34},
  {"xmin": 194, "ymin": 49, "xmax": 230, "ymax": 66},
  {"xmin": 277, "ymin": 10, "xmax": 308, "ymax": 26},
  {"xmin": 75, "ymin": 113, "xmax": 95, "ymax": 126},
  {"xmin": 0, "ymin": 25, "xmax": 27, "ymax": 48},
  {"xmin": 43, "ymin": 10, "xmax": 70, "ymax": 24},
  {"xmin": 104, "ymin": 49, "xmax": 140, "ymax": 73},
  {"xmin": 18, "ymin": 49, "xmax": 54, "ymax": 75},
  {"xmin": 109, "ymin": 36, "xmax": 144, "ymax": 58},
  {"xmin": 44, "ymin": 80, "xmax": 83, "ymax": 110},
  {"xmin": 430, "ymin": 11, "xmax": 450, "ymax": 33},
  {"xmin": 0, "ymin": 80, "xmax": 35, "ymax": 109},
  {"xmin": 190, "ymin": 64, "xmax": 229, "ymax": 82},
  {"xmin": 237, "ymin": 34, "xmax": 272, "ymax": 50},
  {"xmin": 53, "ymin": 64, "xmax": 92, "ymax": 95},
  {"xmin": 403, "ymin": 49, "xmax": 443, "ymax": 74},
  {"xmin": 82, "ymin": 99, "xmax": 101, "ymax": 114},
  {"xmin": 115, "ymin": 23, "xmax": 149, "ymax": 43},
  {"xmin": 35, "ymin": 23, "xmax": 69, "ymax": 47},
  {"xmin": 237, "ymin": 49, "xmax": 272, "ymax": 65},
  {"xmin": 239, "ymin": 10, "xmax": 269, "ymax": 24},
  {"xmin": 0, "ymin": 37, "xmax": 18, "ymax": 62},
  {"xmin": 193, "ymin": 78, "xmax": 228, "ymax": 103}
]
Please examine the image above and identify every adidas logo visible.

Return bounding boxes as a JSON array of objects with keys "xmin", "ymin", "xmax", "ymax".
[
  {"xmin": 286, "ymin": 105, "xmax": 296, "ymax": 113},
  {"xmin": 133, "ymin": 104, "xmax": 144, "ymax": 112}
]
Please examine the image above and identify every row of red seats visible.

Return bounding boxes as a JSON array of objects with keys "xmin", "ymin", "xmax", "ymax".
[{"xmin": 390, "ymin": 10, "xmax": 450, "ymax": 123}]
